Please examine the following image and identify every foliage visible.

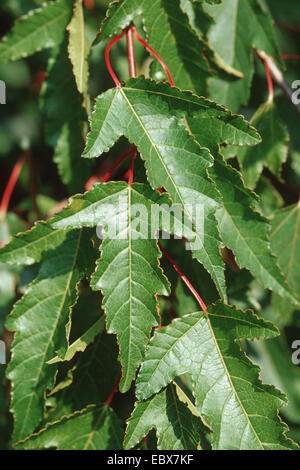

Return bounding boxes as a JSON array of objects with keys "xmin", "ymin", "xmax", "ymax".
[{"xmin": 1, "ymin": 0, "xmax": 300, "ymax": 451}]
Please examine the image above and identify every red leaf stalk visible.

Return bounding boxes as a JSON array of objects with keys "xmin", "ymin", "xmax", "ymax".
[
  {"xmin": 262, "ymin": 57, "xmax": 274, "ymax": 102},
  {"xmin": 105, "ymin": 25, "xmax": 175, "ymax": 88},
  {"xmin": 127, "ymin": 149, "xmax": 137, "ymax": 186},
  {"xmin": 106, "ymin": 375, "xmax": 121, "ymax": 406},
  {"xmin": 83, "ymin": 0, "xmax": 95, "ymax": 10},
  {"xmin": 0, "ymin": 155, "xmax": 25, "ymax": 220},
  {"xmin": 132, "ymin": 26, "xmax": 175, "ymax": 87},
  {"xmin": 159, "ymin": 243, "xmax": 207, "ymax": 312},
  {"xmin": 105, "ymin": 30, "xmax": 127, "ymax": 87},
  {"xmin": 85, "ymin": 147, "xmax": 136, "ymax": 190},
  {"xmin": 282, "ymin": 54, "xmax": 300, "ymax": 60},
  {"xmin": 126, "ymin": 26, "xmax": 137, "ymax": 78}
]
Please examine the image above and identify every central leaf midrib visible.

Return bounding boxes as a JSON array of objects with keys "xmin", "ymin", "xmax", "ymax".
[{"xmin": 122, "ymin": 185, "xmax": 133, "ymax": 390}]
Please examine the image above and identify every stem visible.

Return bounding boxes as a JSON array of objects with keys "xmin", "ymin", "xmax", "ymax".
[
  {"xmin": 105, "ymin": 30, "xmax": 127, "ymax": 87},
  {"xmin": 0, "ymin": 154, "xmax": 25, "ymax": 220},
  {"xmin": 127, "ymin": 149, "xmax": 137, "ymax": 186},
  {"xmin": 102, "ymin": 148, "xmax": 135, "ymax": 183},
  {"xmin": 142, "ymin": 436, "xmax": 148, "ymax": 449},
  {"xmin": 85, "ymin": 147, "xmax": 136, "ymax": 190},
  {"xmin": 282, "ymin": 54, "xmax": 300, "ymax": 60},
  {"xmin": 106, "ymin": 375, "xmax": 121, "ymax": 406},
  {"xmin": 132, "ymin": 27, "xmax": 175, "ymax": 87},
  {"xmin": 126, "ymin": 26, "xmax": 137, "ymax": 78},
  {"xmin": 83, "ymin": 0, "xmax": 94, "ymax": 10},
  {"xmin": 159, "ymin": 243, "xmax": 207, "ymax": 312},
  {"xmin": 29, "ymin": 69, "xmax": 46, "ymax": 94},
  {"xmin": 85, "ymin": 161, "xmax": 108, "ymax": 191},
  {"xmin": 262, "ymin": 57, "xmax": 274, "ymax": 103}
]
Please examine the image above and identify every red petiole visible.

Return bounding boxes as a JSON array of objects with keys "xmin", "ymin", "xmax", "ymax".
[
  {"xmin": 105, "ymin": 30, "xmax": 127, "ymax": 87},
  {"xmin": 126, "ymin": 26, "xmax": 137, "ymax": 78},
  {"xmin": 0, "ymin": 155, "xmax": 25, "ymax": 220},
  {"xmin": 105, "ymin": 25, "xmax": 175, "ymax": 87},
  {"xmin": 282, "ymin": 54, "xmax": 300, "ymax": 60},
  {"xmin": 127, "ymin": 149, "xmax": 137, "ymax": 187},
  {"xmin": 262, "ymin": 57, "xmax": 274, "ymax": 102},
  {"xmin": 261, "ymin": 53, "xmax": 300, "ymax": 102},
  {"xmin": 159, "ymin": 243, "xmax": 207, "ymax": 312},
  {"xmin": 85, "ymin": 147, "xmax": 136, "ymax": 190},
  {"xmin": 105, "ymin": 375, "xmax": 121, "ymax": 406},
  {"xmin": 132, "ymin": 26, "xmax": 175, "ymax": 87},
  {"xmin": 83, "ymin": 0, "xmax": 95, "ymax": 10}
]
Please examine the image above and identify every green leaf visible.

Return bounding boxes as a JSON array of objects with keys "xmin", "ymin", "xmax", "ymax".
[
  {"xmin": 236, "ymin": 101, "xmax": 289, "ymax": 189},
  {"xmin": 136, "ymin": 302, "xmax": 297, "ymax": 450},
  {"xmin": 41, "ymin": 37, "xmax": 90, "ymax": 192},
  {"xmin": 6, "ymin": 229, "xmax": 95, "ymax": 442},
  {"xmin": 146, "ymin": 0, "xmax": 211, "ymax": 94},
  {"xmin": 90, "ymin": 186, "xmax": 172, "ymax": 392},
  {"xmin": 82, "ymin": 78, "xmax": 262, "ymax": 300},
  {"xmin": 51, "ymin": 182, "xmax": 172, "ymax": 392},
  {"xmin": 270, "ymin": 203, "xmax": 300, "ymax": 321},
  {"xmin": 83, "ymin": 75, "xmax": 260, "ymax": 155},
  {"xmin": 204, "ymin": 0, "xmax": 282, "ymax": 110},
  {"xmin": 0, "ymin": 0, "xmax": 73, "ymax": 63},
  {"xmin": 182, "ymin": 114, "xmax": 298, "ymax": 305},
  {"xmin": 15, "ymin": 405, "xmax": 124, "ymax": 450},
  {"xmin": 48, "ymin": 316, "xmax": 105, "ymax": 364},
  {"xmin": 0, "ymin": 262, "xmax": 17, "ymax": 330},
  {"xmin": 206, "ymin": 153, "xmax": 300, "ymax": 307},
  {"xmin": 254, "ymin": 176, "xmax": 284, "ymax": 218},
  {"xmin": 124, "ymin": 383, "xmax": 206, "ymax": 450},
  {"xmin": 180, "ymin": 0, "xmax": 243, "ymax": 78},
  {"xmin": 67, "ymin": 0, "xmax": 90, "ymax": 100},
  {"xmin": 47, "ymin": 329, "xmax": 121, "ymax": 422},
  {"xmin": 250, "ymin": 335, "xmax": 300, "ymax": 425},
  {"xmin": 180, "ymin": 0, "xmax": 214, "ymax": 38},
  {"xmin": 82, "ymin": 77, "xmax": 239, "ymax": 298},
  {"xmin": 0, "ymin": 221, "xmax": 67, "ymax": 266},
  {"xmin": 265, "ymin": 0, "xmax": 300, "ymax": 28}
]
